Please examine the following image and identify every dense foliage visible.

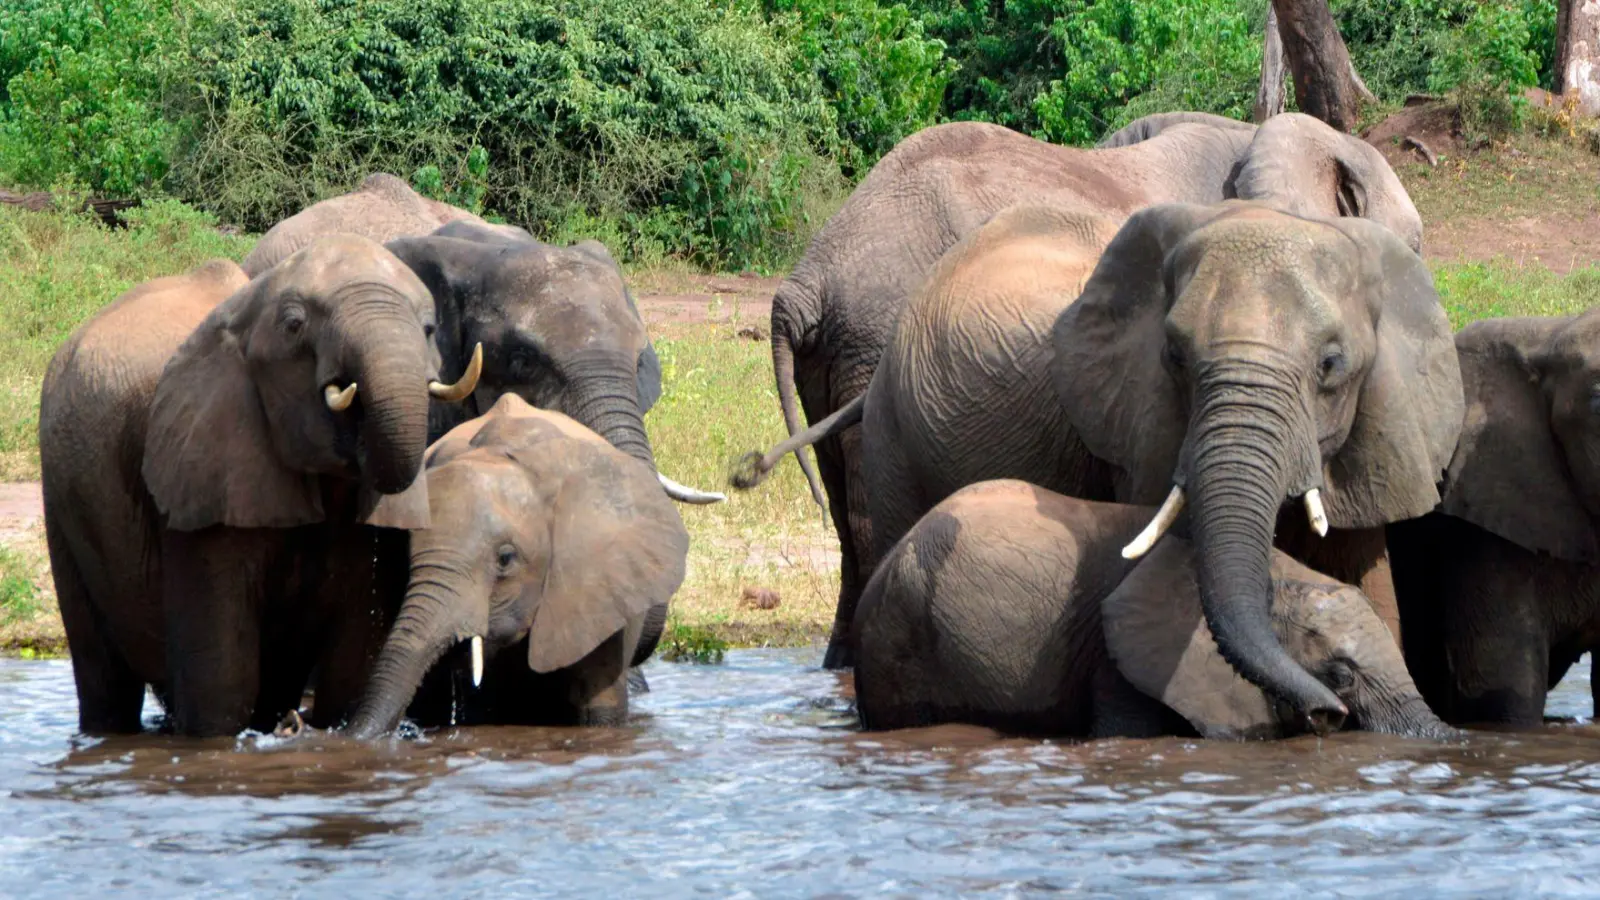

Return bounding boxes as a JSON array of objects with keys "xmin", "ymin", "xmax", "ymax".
[{"xmin": 0, "ymin": 0, "xmax": 1569, "ymax": 263}]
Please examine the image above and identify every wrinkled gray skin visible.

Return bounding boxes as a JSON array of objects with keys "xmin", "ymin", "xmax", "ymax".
[
  {"xmin": 1390, "ymin": 309, "xmax": 1600, "ymax": 726},
  {"xmin": 853, "ymin": 481, "xmax": 1454, "ymax": 740},
  {"xmin": 381, "ymin": 223, "xmax": 718, "ymax": 503},
  {"xmin": 758, "ymin": 111, "xmax": 1423, "ymax": 669},
  {"xmin": 348, "ymin": 395, "xmax": 687, "ymax": 736},
  {"xmin": 241, "ymin": 173, "xmax": 507, "ymax": 277},
  {"xmin": 853, "ymin": 201, "xmax": 1460, "ymax": 729},
  {"xmin": 40, "ymin": 238, "xmax": 445, "ymax": 736}
]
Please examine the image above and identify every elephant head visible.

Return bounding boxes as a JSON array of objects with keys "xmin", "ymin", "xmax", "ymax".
[
  {"xmin": 143, "ymin": 234, "xmax": 482, "ymax": 530},
  {"xmin": 1437, "ymin": 310, "xmax": 1600, "ymax": 560},
  {"xmin": 1103, "ymin": 539, "xmax": 1455, "ymax": 739},
  {"xmin": 385, "ymin": 224, "xmax": 722, "ymax": 504},
  {"xmin": 1054, "ymin": 201, "xmax": 1461, "ymax": 731},
  {"xmin": 347, "ymin": 394, "xmax": 689, "ymax": 737}
]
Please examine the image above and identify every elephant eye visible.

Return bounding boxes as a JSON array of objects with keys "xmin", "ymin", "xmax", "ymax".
[
  {"xmin": 423, "ymin": 322, "xmax": 437, "ymax": 340},
  {"xmin": 495, "ymin": 544, "xmax": 518, "ymax": 572},
  {"xmin": 1163, "ymin": 339, "xmax": 1185, "ymax": 371},
  {"xmin": 280, "ymin": 305, "xmax": 307, "ymax": 336},
  {"xmin": 1318, "ymin": 349, "xmax": 1348, "ymax": 384},
  {"xmin": 1321, "ymin": 659, "xmax": 1356, "ymax": 691}
]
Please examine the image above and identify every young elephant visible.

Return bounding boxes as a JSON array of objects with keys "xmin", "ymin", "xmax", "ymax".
[
  {"xmin": 1390, "ymin": 309, "xmax": 1600, "ymax": 725},
  {"xmin": 854, "ymin": 481, "xmax": 1452, "ymax": 739},
  {"xmin": 347, "ymin": 394, "xmax": 688, "ymax": 736}
]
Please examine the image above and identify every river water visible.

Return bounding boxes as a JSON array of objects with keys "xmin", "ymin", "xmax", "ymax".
[{"xmin": 1, "ymin": 649, "xmax": 1598, "ymax": 897}]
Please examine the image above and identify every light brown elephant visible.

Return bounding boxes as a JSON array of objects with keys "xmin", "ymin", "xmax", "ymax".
[
  {"xmin": 240, "ymin": 173, "xmax": 506, "ymax": 277},
  {"xmin": 347, "ymin": 394, "xmax": 688, "ymax": 736},
  {"xmin": 752, "ymin": 111, "xmax": 1423, "ymax": 668},
  {"xmin": 854, "ymin": 481, "xmax": 1454, "ymax": 740},
  {"xmin": 39, "ymin": 238, "xmax": 480, "ymax": 736}
]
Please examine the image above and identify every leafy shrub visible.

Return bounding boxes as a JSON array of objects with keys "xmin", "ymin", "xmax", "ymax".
[
  {"xmin": 658, "ymin": 623, "xmax": 729, "ymax": 664},
  {"xmin": 1429, "ymin": 0, "xmax": 1554, "ymax": 143},
  {"xmin": 171, "ymin": 0, "xmax": 843, "ymax": 267},
  {"xmin": 766, "ymin": 0, "xmax": 954, "ymax": 175},
  {"xmin": 0, "ymin": 0, "xmax": 186, "ymax": 195}
]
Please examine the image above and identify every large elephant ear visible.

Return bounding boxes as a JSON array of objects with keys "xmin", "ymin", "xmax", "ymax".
[
  {"xmin": 517, "ymin": 449, "xmax": 689, "ymax": 673},
  {"xmin": 1319, "ymin": 218, "xmax": 1463, "ymax": 529},
  {"xmin": 1101, "ymin": 539, "xmax": 1284, "ymax": 740},
  {"xmin": 143, "ymin": 295, "xmax": 326, "ymax": 531},
  {"xmin": 1052, "ymin": 203, "xmax": 1232, "ymax": 503},
  {"xmin": 1234, "ymin": 113, "xmax": 1423, "ymax": 254},
  {"xmin": 1439, "ymin": 317, "xmax": 1599, "ymax": 560}
]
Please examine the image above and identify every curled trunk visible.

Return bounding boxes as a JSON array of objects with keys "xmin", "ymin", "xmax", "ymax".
[{"xmin": 1186, "ymin": 361, "xmax": 1347, "ymax": 731}]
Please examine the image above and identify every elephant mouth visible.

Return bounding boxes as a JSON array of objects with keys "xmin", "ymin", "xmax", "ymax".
[{"xmin": 1122, "ymin": 484, "xmax": 1329, "ymax": 560}]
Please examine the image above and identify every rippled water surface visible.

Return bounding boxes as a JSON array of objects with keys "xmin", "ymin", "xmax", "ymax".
[{"xmin": 3, "ymin": 650, "xmax": 1600, "ymax": 897}]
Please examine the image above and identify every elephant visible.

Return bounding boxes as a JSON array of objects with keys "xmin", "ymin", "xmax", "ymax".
[
  {"xmin": 240, "ymin": 173, "xmax": 505, "ymax": 277},
  {"xmin": 382, "ymin": 221, "xmax": 724, "ymax": 504},
  {"xmin": 750, "ymin": 201, "xmax": 1461, "ymax": 728},
  {"xmin": 853, "ymin": 480, "xmax": 1454, "ymax": 739},
  {"xmin": 1388, "ymin": 309, "xmax": 1600, "ymax": 726},
  {"xmin": 39, "ymin": 237, "xmax": 482, "ymax": 736},
  {"xmin": 756, "ymin": 110, "xmax": 1423, "ymax": 668},
  {"xmin": 347, "ymin": 393, "xmax": 688, "ymax": 736}
]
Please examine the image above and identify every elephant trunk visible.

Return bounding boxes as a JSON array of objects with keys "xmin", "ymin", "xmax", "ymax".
[
  {"xmin": 567, "ymin": 355, "xmax": 658, "ymax": 469},
  {"xmin": 1362, "ymin": 691, "xmax": 1458, "ymax": 739},
  {"xmin": 341, "ymin": 300, "xmax": 433, "ymax": 494},
  {"xmin": 1185, "ymin": 359, "xmax": 1347, "ymax": 733},
  {"xmin": 348, "ymin": 548, "xmax": 480, "ymax": 739}
]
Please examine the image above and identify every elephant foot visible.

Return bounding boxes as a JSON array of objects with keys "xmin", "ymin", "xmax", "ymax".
[{"xmin": 626, "ymin": 667, "xmax": 650, "ymax": 694}]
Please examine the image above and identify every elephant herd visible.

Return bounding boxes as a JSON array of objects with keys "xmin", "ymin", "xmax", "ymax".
[
  {"xmin": 738, "ymin": 110, "xmax": 1600, "ymax": 740},
  {"xmin": 35, "ymin": 109, "xmax": 1600, "ymax": 745}
]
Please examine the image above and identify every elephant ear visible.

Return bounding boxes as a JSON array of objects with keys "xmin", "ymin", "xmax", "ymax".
[
  {"xmin": 143, "ymin": 297, "xmax": 325, "ymax": 531},
  {"xmin": 518, "ymin": 449, "xmax": 689, "ymax": 673},
  {"xmin": 1234, "ymin": 113, "xmax": 1423, "ymax": 254},
  {"xmin": 1319, "ymin": 218, "xmax": 1463, "ymax": 529},
  {"xmin": 1439, "ymin": 318, "xmax": 1599, "ymax": 560},
  {"xmin": 1053, "ymin": 203, "xmax": 1232, "ymax": 503},
  {"xmin": 1101, "ymin": 539, "xmax": 1284, "ymax": 740},
  {"xmin": 636, "ymin": 343, "xmax": 663, "ymax": 413}
]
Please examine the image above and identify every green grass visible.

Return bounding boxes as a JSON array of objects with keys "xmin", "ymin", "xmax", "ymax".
[
  {"xmin": 1433, "ymin": 260, "xmax": 1600, "ymax": 328},
  {"xmin": 0, "ymin": 527, "xmax": 63, "ymax": 655},
  {"xmin": 0, "ymin": 200, "xmax": 255, "ymax": 480}
]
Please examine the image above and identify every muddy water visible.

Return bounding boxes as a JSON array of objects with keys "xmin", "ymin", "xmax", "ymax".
[{"xmin": 1, "ymin": 651, "xmax": 1599, "ymax": 897}]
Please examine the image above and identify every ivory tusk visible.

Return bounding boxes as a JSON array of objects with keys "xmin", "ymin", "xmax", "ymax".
[
  {"xmin": 1121, "ymin": 486, "xmax": 1186, "ymax": 560},
  {"xmin": 470, "ymin": 635, "xmax": 484, "ymax": 688},
  {"xmin": 1304, "ymin": 488, "xmax": 1329, "ymax": 537},
  {"xmin": 658, "ymin": 472, "xmax": 726, "ymax": 505},
  {"xmin": 430, "ymin": 342, "xmax": 484, "ymax": 402},
  {"xmin": 324, "ymin": 382, "xmax": 358, "ymax": 412}
]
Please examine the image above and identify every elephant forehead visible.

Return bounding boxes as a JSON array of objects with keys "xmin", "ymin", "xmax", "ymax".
[
  {"xmin": 1548, "ymin": 309, "xmax": 1600, "ymax": 372},
  {"xmin": 425, "ymin": 455, "xmax": 532, "ymax": 522}
]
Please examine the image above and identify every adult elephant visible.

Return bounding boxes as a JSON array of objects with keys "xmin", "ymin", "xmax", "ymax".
[
  {"xmin": 384, "ymin": 222, "xmax": 723, "ymax": 504},
  {"xmin": 855, "ymin": 481, "xmax": 1453, "ymax": 739},
  {"xmin": 751, "ymin": 201, "xmax": 1461, "ymax": 726},
  {"xmin": 758, "ymin": 111, "xmax": 1422, "ymax": 668},
  {"xmin": 1389, "ymin": 309, "xmax": 1600, "ymax": 726},
  {"xmin": 348, "ymin": 394, "xmax": 687, "ymax": 736},
  {"xmin": 39, "ymin": 238, "xmax": 481, "ymax": 736},
  {"xmin": 240, "ymin": 173, "xmax": 505, "ymax": 277}
]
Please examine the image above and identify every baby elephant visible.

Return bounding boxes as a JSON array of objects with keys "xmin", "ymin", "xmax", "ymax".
[
  {"xmin": 348, "ymin": 394, "xmax": 688, "ymax": 736},
  {"xmin": 854, "ymin": 481, "xmax": 1452, "ymax": 740}
]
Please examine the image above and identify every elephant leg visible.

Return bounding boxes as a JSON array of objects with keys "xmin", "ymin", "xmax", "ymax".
[
  {"xmin": 161, "ymin": 527, "xmax": 275, "ymax": 736},
  {"xmin": 812, "ymin": 425, "xmax": 860, "ymax": 669},
  {"xmin": 306, "ymin": 527, "xmax": 408, "ymax": 729},
  {"xmin": 1276, "ymin": 518, "xmax": 1401, "ymax": 648},
  {"xmin": 49, "ymin": 532, "xmax": 144, "ymax": 734},
  {"xmin": 571, "ymin": 630, "xmax": 631, "ymax": 726}
]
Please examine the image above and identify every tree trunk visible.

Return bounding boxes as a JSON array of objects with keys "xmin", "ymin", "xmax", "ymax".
[
  {"xmin": 1270, "ymin": 0, "xmax": 1368, "ymax": 131},
  {"xmin": 1254, "ymin": 5, "xmax": 1288, "ymax": 122},
  {"xmin": 1555, "ymin": 0, "xmax": 1600, "ymax": 116}
]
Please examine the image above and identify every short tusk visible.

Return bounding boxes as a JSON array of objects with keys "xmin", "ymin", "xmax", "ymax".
[
  {"xmin": 1304, "ymin": 488, "xmax": 1329, "ymax": 537},
  {"xmin": 470, "ymin": 635, "xmax": 484, "ymax": 688},
  {"xmin": 430, "ymin": 342, "xmax": 483, "ymax": 402},
  {"xmin": 658, "ymin": 472, "xmax": 726, "ymax": 505},
  {"xmin": 1122, "ymin": 486, "xmax": 1186, "ymax": 560},
  {"xmin": 324, "ymin": 382, "xmax": 358, "ymax": 412}
]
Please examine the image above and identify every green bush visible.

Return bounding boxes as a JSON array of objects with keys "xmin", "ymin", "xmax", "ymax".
[
  {"xmin": 0, "ymin": 0, "xmax": 186, "ymax": 195},
  {"xmin": 171, "ymin": 0, "xmax": 843, "ymax": 267},
  {"xmin": 1429, "ymin": 0, "xmax": 1554, "ymax": 143}
]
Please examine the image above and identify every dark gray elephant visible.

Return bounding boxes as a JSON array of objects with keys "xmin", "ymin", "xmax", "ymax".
[
  {"xmin": 385, "ymin": 222, "xmax": 723, "ymax": 504},
  {"xmin": 854, "ymin": 480, "xmax": 1453, "ymax": 739},
  {"xmin": 347, "ymin": 394, "xmax": 687, "ymax": 736},
  {"xmin": 39, "ymin": 238, "xmax": 482, "ymax": 736},
  {"xmin": 240, "ymin": 173, "xmax": 506, "ymax": 277},
  {"xmin": 752, "ymin": 201, "xmax": 1461, "ymax": 727},
  {"xmin": 1389, "ymin": 308, "xmax": 1600, "ymax": 726},
  {"xmin": 756, "ymin": 111, "xmax": 1422, "ymax": 668}
]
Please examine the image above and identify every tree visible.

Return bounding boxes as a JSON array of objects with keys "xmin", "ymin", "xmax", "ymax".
[
  {"xmin": 1554, "ymin": 0, "xmax": 1600, "ymax": 115},
  {"xmin": 1254, "ymin": 5, "xmax": 1287, "ymax": 122},
  {"xmin": 1269, "ymin": 0, "xmax": 1373, "ymax": 131}
]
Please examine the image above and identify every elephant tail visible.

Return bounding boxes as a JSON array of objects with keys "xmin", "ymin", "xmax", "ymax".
[
  {"xmin": 764, "ymin": 328, "xmax": 828, "ymax": 512},
  {"xmin": 731, "ymin": 391, "xmax": 863, "ymax": 496}
]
